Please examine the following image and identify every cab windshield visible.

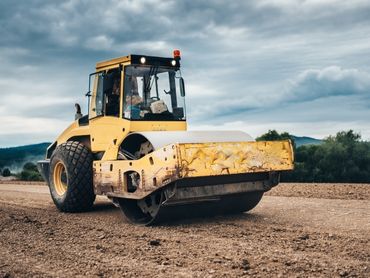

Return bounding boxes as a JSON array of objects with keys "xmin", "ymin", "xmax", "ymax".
[{"xmin": 123, "ymin": 65, "xmax": 186, "ymax": 121}]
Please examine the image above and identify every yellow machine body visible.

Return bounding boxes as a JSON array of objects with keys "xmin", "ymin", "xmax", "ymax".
[
  {"xmin": 39, "ymin": 52, "xmax": 294, "ymax": 224},
  {"xmin": 53, "ymin": 116, "xmax": 187, "ymax": 161}
]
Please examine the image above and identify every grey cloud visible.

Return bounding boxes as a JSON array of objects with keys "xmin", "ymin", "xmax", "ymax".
[
  {"xmin": 287, "ymin": 66, "xmax": 370, "ymax": 101},
  {"xmin": 188, "ymin": 66, "xmax": 370, "ymax": 126},
  {"xmin": 1, "ymin": 0, "xmax": 370, "ymax": 146},
  {"xmin": 187, "ymin": 93, "xmax": 370, "ymax": 141},
  {"xmin": 2, "ymin": 1, "xmax": 370, "ymax": 52}
]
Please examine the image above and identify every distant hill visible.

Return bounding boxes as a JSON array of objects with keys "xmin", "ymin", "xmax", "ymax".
[
  {"xmin": 292, "ymin": 136, "xmax": 322, "ymax": 147},
  {"xmin": 0, "ymin": 143, "xmax": 50, "ymax": 173}
]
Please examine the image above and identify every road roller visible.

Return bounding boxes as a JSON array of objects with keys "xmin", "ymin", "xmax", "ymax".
[{"xmin": 37, "ymin": 50, "xmax": 294, "ymax": 225}]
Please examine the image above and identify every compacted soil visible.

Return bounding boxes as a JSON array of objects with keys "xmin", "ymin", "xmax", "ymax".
[{"xmin": 0, "ymin": 182, "xmax": 369, "ymax": 277}]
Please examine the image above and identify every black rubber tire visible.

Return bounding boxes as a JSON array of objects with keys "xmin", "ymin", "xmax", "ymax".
[{"xmin": 49, "ymin": 141, "xmax": 95, "ymax": 212}]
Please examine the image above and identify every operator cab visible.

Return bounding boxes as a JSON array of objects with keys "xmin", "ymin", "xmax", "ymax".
[{"xmin": 88, "ymin": 51, "xmax": 186, "ymax": 121}]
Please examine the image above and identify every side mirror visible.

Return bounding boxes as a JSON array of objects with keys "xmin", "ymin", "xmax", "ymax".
[
  {"xmin": 179, "ymin": 77, "xmax": 185, "ymax": 97},
  {"xmin": 75, "ymin": 103, "xmax": 82, "ymax": 120}
]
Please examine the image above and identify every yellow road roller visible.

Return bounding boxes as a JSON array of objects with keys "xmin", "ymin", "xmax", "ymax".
[{"xmin": 37, "ymin": 50, "xmax": 294, "ymax": 225}]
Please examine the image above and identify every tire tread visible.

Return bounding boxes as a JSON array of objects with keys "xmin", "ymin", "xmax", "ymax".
[{"xmin": 49, "ymin": 141, "xmax": 95, "ymax": 212}]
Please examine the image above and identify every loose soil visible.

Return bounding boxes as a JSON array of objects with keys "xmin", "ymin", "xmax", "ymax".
[{"xmin": 0, "ymin": 182, "xmax": 369, "ymax": 277}]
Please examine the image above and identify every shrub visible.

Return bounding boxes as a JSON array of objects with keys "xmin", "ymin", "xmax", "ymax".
[
  {"xmin": 2, "ymin": 168, "xmax": 11, "ymax": 177},
  {"xmin": 18, "ymin": 162, "xmax": 43, "ymax": 181},
  {"xmin": 20, "ymin": 170, "xmax": 43, "ymax": 181}
]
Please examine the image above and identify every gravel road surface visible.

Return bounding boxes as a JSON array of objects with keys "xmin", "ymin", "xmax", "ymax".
[{"xmin": 0, "ymin": 182, "xmax": 369, "ymax": 277}]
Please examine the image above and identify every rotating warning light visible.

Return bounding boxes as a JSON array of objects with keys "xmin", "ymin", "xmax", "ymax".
[{"xmin": 173, "ymin": 49, "xmax": 181, "ymax": 59}]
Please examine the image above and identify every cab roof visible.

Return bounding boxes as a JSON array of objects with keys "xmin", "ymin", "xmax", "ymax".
[{"xmin": 96, "ymin": 54, "xmax": 180, "ymax": 70}]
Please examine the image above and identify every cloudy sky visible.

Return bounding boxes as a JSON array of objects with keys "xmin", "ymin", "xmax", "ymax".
[{"xmin": 1, "ymin": 0, "xmax": 370, "ymax": 147}]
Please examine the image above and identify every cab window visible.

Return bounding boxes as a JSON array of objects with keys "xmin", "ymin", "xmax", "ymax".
[
  {"xmin": 90, "ymin": 68, "xmax": 121, "ymax": 118},
  {"xmin": 123, "ymin": 65, "xmax": 186, "ymax": 121}
]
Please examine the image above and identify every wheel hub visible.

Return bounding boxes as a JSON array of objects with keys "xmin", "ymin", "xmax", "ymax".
[{"xmin": 53, "ymin": 161, "xmax": 68, "ymax": 196}]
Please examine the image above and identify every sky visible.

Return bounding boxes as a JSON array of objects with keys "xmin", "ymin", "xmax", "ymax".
[{"xmin": 1, "ymin": 0, "xmax": 370, "ymax": 147}]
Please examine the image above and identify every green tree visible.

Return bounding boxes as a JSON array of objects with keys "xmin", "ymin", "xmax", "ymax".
[
  {"xmin": 19, "ymin": 162, "xmax": 43, "ymax": 181},
  {"xmin": 326, "ymin": 130, "xmax": 361, "ymax": 145},
  {"xmin": 283, "ymin": 130, "xmax": 370, "ymax": 183},
  {"xmin": 256, "ymin": 130, "xmax": 296, "ymax": 149},
  {"xmin": 23, "ymin": 162, "xmax": 38, "ymax": 172},
  {"xmin": 2, "ymin": 168, "xmax": 11, "ymax": 177}
]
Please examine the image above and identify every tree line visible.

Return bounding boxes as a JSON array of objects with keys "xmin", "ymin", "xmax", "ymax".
[{"xmin": 256, "ymin": 130, "xmax": 370, "ymax": 183}]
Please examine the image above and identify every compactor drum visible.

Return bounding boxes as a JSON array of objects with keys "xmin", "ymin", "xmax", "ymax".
[{"xmin": 38, "ymin": 50, "xmax": 294, "ymax": 225}]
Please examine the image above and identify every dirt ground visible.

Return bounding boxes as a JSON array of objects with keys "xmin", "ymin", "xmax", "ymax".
[{"xmin": 0, "ymin": 182, "xmax": 369, "ymax": 278}]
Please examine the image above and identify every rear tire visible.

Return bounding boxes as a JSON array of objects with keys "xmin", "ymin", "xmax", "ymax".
[{"xmin": 49, "ymin": 141, "xmax": 95, "ymax": 212}]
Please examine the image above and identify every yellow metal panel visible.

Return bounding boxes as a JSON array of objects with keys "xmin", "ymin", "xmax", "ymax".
[
  {"xmin": 54, "ymin": 115, "xmax": 187, "ymax": 161},
  {"xmin": 96, "ymin": 55, "xmax": 131, "ymax": 70},
  {"xmin": 94, "ymin": 143, "xmax": 179, "ymax": 199},
  {"xmin": 129, "ymin": 121, "xmax": 187, "ymax": 132},
  {"xmin": 93, "ymin": 140, "xmax": 294, "ymax": 199},
  {"xmin": 177, "ymin": 140, "xmax": 294, "ymax": 178},
  {"xmin": 55, "ymin": 121, "xmax": 89, "ymax": 145}
]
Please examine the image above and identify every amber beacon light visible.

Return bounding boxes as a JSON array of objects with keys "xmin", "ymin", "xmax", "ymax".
[{"xmin": 173, "ymin": 49, "xmax": 181, "ymax": 59}]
